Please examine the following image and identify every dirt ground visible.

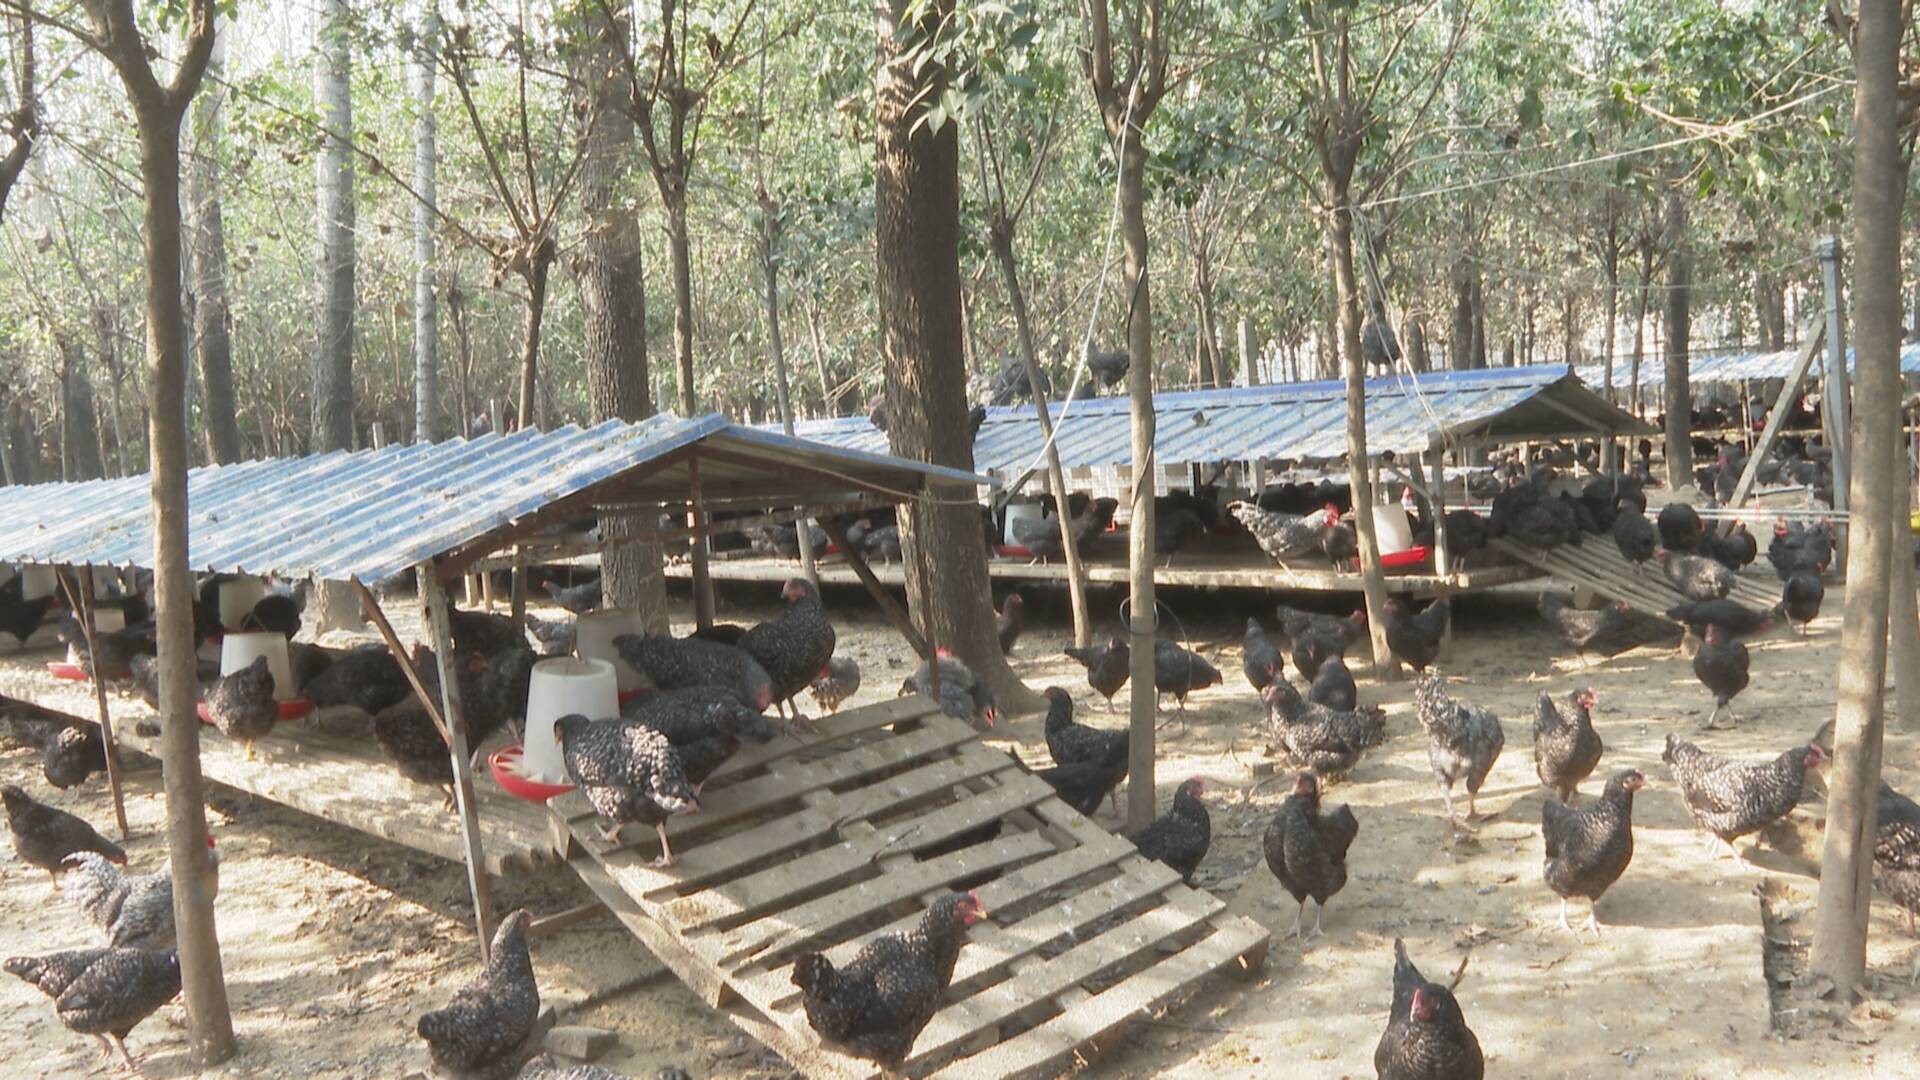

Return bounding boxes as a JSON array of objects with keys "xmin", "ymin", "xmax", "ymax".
[{"xmin": 4, "ymin": 573, "xmax": 1919, "ymax": 1079}]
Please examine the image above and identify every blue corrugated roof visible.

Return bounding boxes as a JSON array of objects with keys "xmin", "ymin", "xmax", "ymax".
[
  {"xmin": 1574, "ymin": 343, "xmax": 1920, "ymax": 388},
  {"xmin": 0, "ymin": 414, "xmax": 988, "ymax": 582},
  {"xmin": 785, "ymin": 366, "xmax": 1651, "ymax": 476}
]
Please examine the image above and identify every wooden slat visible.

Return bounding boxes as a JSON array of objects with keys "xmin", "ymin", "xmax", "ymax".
[
  {"xmin": 929, "ymin": 917, "xmax": 1270, "ymax": 1080},
  {"xmin": 709, "ymin": 695, "xmax": 942, "ymax": 782},
  {"xmin": 568, "ymin": 855, "xmax": 729, "ymax": 1006}
]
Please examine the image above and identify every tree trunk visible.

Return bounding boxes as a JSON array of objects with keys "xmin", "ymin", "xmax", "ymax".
[
  {"xmin": 188, "ymin": 34, "xmax": 240, "ymax": 464},
  {"xmin": 1756, "ymin": 269, "xmax": 1787, "ymax": 350},
  {"xmin": 92, "ymin": 307, "xmax": 133, "ymax": 475},
  {"xmin": 411, "ymin": 1, "xmax": 441, "ymax": 443},
  {"xmin": 663, "ymin": 192, "xmax": 713, "ymax": 624},
  {"xmin": 311, "ymin": 0, "xmax": 361, "ymax": 634},
  {"xmin": 576, "ymin": 0, "xmax": 667, "ymax": 631},
  {"xmin": 1812, "ymin": 0, "xmax": 1905, "ymax": 993},
  {"xmin": 875, "ymin": 0, "xmax": 1031, "ymax": 711},
  {"xmin": 1630, "ymin": 240, "xmax": 1652, "ymax": 410},
  {"xmin": 1327, "ymin": 193, "xmax": 1396, "ymax": 677},
  {"xmin": 1192, "ymin": 238, "xmax": 1221, "ymax": 388},
  {"xmin": 1405, "ymin": 316, "xmax": 1428, "ymax": 373},
  {"xmin": 1602, "ymin": 238, "xmax": 1619, "ymax": 393},
  {"xmin": 1115, "ymin": 126, "xmax": 1160, "ymax": 829},
  {"xmin": 59, "ymin": 343, "xmax": 104, "ymax": 480},
  {"xmin": 516, "ymin": 256, "xmax": 551, "ymax": 431},
  {"xmin": 1662, "ymin": 186, "xmax": 1692, "ymax": 488}
]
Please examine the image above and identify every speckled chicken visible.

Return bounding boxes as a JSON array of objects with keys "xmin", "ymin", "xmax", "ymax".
[
  {"xmin": 1663, "ymin": 734, "xmax": 1826, "ymax": 863},
  {"xmin": 517, "ymin": 1055, "xmax": 628, "ymax": 1079},
  {"xmin": 1691, "ymin": 623, "xmax": 1750, "ymax": 728},
  {"xmin": 417, "ymin": 910, "xmax": 540, "ymax": 1080},
  {"xmin": 40, "ymin": 723, "xmax": 108, "ymax": 790},
  {"xmin": 1065, "ymin": 636, "xmax": 1130, "ymax": 711},
  {"xmin": 1656, "ymin": 548, "xmax": 1732, "ymax": 601},
  {"xmin": 1536, "ymin": 593, "xmax": 1630, "ymax": 656},
  {"xmin": 1532, "ymin": 688, "xmax": 1602, "ymax": 804},
  {"xmin": 5, "ymin": 947, "xmax": 181, "ymax": 1070},
  {"xmin": 556, "ymin": 716, "xmax": 699, "ymax": 864},
  {"xmin": 808, "ymin": 657, "xmax": 861, "ymax": 714},
  {"xmin": 540, "ymin": 575, "xmax": 602, "ymax": 615},
  {"xmin": 1152, "ymin": 639, "xmax": 1222, "ymax": 711},
  {"xmin": 62, "ymin": 836, "xmax": 219, "ymax": 950},
  {"xmin": 1242, "ymin": 618, "xmax": 1282, "ymax": 691},
  {"xmin": 1230, "ymin": 502, "xmax": 1339, "ymax": 566},
  {"xmin": 1385, "ymin": 598, "xmax": 1449, "ymax": 673},
  {"xmin": 738, "ymin": 578, "xmax": 836, "ymax": 723},
  {"xmin": 1264, "ymin": 772, "xmax": 1358, "ymax": 939},
  {"xmin": 900, "ymin": 650, "xmax": 997, "ymax": 730},
  {"xmin": 448, "ymin": 607, "xmax": 531, "ymax": 658},
  {"xmin": 629, "ymin": 693, "xmax": 776, "ymax": 791},
  {"xmin": 996, "ymin": 593, "xmax": 1025, "ymax": 655},
  {"xmin": 792, "ymin": 891, "xmax": 986, "ymax": 1071},
  {"xmin": 206, "ymin": 654, "xmax": 278, "ymax": 759},
  {"xmin": 1263, "ymin": 681, "xmax": 1388, "ymax": 778},
  {"xmin": 613, "ymin": 633, "xmax": 774, "ymax": 712},
  {"xmin": 3, "ymin": 783, "xmax": 125, "ymax": 885},
  {"xmin": 1125, "ymin": 778, "xmax": 1210, "ymax": 883},
  {"xmin": 1412, "ymin": 675, "xmax": 1505, "ymax": 826},
  {"xmin": 1373, "ymin": 938, "xmax": 1484, "ymax": 1080},
  {"xmin": 1874, "ymin": 783, "xmax": 1920, "ymax": 935},
  {"xmin": 1542, "ymin": 768, "xmax": 1643, "ymax": 937},
  {"xmin": 1309, "ymin": 657, "xmax": 1358, "ymax": 711}
]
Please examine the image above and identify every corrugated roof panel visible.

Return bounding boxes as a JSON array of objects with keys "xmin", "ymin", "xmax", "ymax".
[{"xmin": 1574, "ymin": 342, "xmax": 1920, "ymax": 388}]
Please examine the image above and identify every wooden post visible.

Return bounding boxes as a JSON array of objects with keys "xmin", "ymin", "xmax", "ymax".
[
  {"xmin": 417, "ymin": 563, "xmax": 497, "ymax": 962},
  {"xmin": 349, "ymin": 576, "xmax": 452, "ymax": 744},
  {"xmin": 1818, "ymin": 236, "xmax": 1853, "ymax": 525},
  {"xmin": 1726, "ymin": 319, "xmax": 1826, "ymax": 519},
  {"xmin": 56, "ymin": 567, "xmax": 129, "ymax": 839},
  {"xmin": 489, "ymin": 398, "xmax": 504, "ymax": 435},
  {"xmin": 1895, "ymin": 475, "xmax": 1920, "ymax": 732},
  {"xmin": 370, "ymin": 422, "xmax": 387, "ymax": 450},
  {"xmin": 687, "ymin": 456, "xmax": 716, "ymax": 630},
  {"xmin": 510, "ymin": 546, "xmax": 527, "ymax": 628}
]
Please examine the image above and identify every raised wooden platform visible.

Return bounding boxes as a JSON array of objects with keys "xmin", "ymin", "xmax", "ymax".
[
  {"xmin": 1492, "ymin": 536, "xmax": 1786, "ymax": 621},
  {"xmin": 551, "ymin": 696, "xmax": 1269, "ymax": 1079},
  {"xmin": 0, "ymin": 646, "xmax": 563, "ymax": 876}
]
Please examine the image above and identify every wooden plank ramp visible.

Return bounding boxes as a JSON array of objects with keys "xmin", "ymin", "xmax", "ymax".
[
  {"xmin": 551, "ymin": 696, "xmax": 1270, "ymax": 1079},
  {"xmin": 1490, "ymin": 537, "xmax": 1784, "ymax": 621}
]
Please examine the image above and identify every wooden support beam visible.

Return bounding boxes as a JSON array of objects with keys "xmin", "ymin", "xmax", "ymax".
[
  {"xmin": 1725, "ymin": 318, "xmax": 1826, "ymax": 527},
  {"xmin": 57, "ymin": 566, "xmax": 128, "ymax": 839},
  {"xmin": 418, "ymin": 563, "xmax": 496, "ymax": 962},
  {"xmin": 820, "ymin": 517, "xmax": 930, "ymax": 659},
  {"xmin": 349, "ymin": 576, "xmax": 453, "ymax": 746},
  {"xmin": 688, "ymin": 456, "xmax": 716, "ymax": 630}
]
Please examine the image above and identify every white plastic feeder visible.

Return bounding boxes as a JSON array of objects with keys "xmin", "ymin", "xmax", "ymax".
[
  {"xmin": 20, "ymin": 565, "xmax": 57, "ymax": 602},
  {"xmin": 575, "ymin": 609, "xmax": 648, "ymax": 692},
  {"xmin": 92, "ymin": 607, "xmax": 126, "ymax": 633},
  {"xmin": 1003, "ymin": 501, "xmax": 1045, "ymax": 545},
  {"xmin": 523, "ymin": 657, "xmax": 617, "ymax": 783},
  {"xmin": 217, "ymin": 577, "xmax": 271, "ymax": 631},
  {"xmin": 220, "ymin": 631, "xmax": 295, "ymax": 701},
  {"xmin": 1371, "ymin": 503, "xmax": 1414, "ymax": 555}
]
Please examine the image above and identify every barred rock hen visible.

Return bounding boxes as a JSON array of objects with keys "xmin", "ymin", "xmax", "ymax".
[
  {"xmin": 629, "ymin": 693, "xmax": 775, "ymax": 790},
  {"xmin": 1533, "ymin": 688, "xmax": 1602, "ymax": 804},
  {"xmin": 557, "ymin": 715, "xmax": 699, "ymax": 864},
  {"xmin": 1656, "ymin": 502, "xmax": 1703, "ymax": 552},
  {"xmin": 62, "ymin": 836, "xmax": 219, "ymax": 951},
  {"xmin": 524, "ymin": 614, "xmax": 577, "ymax": 657},
  {"xmin": 1042, "ymin": 687, "xmax": 1128, "ymax": 813},
  {"xmin": 3, "ymin": 784, "xmax": 125, "ymax": 885},
  {"xmin": 792, "ymin": 891, "xmax": 985, "ymax": 1071},
  {"xmin": 207, "ymin": 654, "xmax": 278, "ymax": 760},
  {"xmin": 41, "ymin": 723, "xmax": 108, "ymax": 790},
  {"xmin": 1310, "ymin": 656, "xmax": 1358, "ymax": 711},
  {"xmin": 1264, "ymin": 772, "xmax": 1358, "ymax": 939},
  {"xmin": 5, "ymin": 947, "xmax": 181, "ymax": 1070},
  {"xmin": 1385, "ymin": 598, "xmax": 1449, "ymax": 673},
  {"xmin": 901, "ymin": 650, "xmax": 997, "ymax": 730},
  {"xmin": 1692, "ymin": 624, "xmax": 1750, "ymax": 728},
  {"xmin": 1537, "ymin": 593, "xmax": 1630, "ymax": 657},
  {"xmin": 1413, "ymin": 675, "xmax": 1505, "ymax": 826},
  {"xmin": 1242, "ymin": 618, "xmax": 1282, "ymax": 691},
  {"xmin": 449, "ymin": 608, "xmax": 531, "ymax": 658},
  {"xmin": 808, "ymin": 657, "xmax": 861, "ymax": 715},
  {"xmin": 60, "ymin": 622, "xmax": 154, "ymax": 682},
  {"xmin": 1542, "ymin": 769, "xmax": 1643, "ymax": 938},
  {"xmin": 1263, "ymin": 681, "xmax": 1388, "ymax": 779},
  {"xmin": 127, "ymin": 654, "xmax": 163, "ymax": 711},
  {"xmin": 1230, "ymin": 502, "xmax": 1339, "ymax": 566},
  {"xmin": 1065, "ymin": 636, "xmax": 1130, "ymax": 711},
  {"xmin": 1874, "ymin": 783, "xmax": 1920, "ymax": 934},
  {"xmin": 1153, "ymin": 639, "xmax": 1222, "ymax": 711},
  {"xmin": 738, "ymin": 578, "xmax": 836, "ymax": 723},
  {"xmin": 1666, "ymin": 597, "xmax": 1773, "ymax": 639},
  {"xmin": 1663, "ymin": 734, "xmax": 1826, "ymax": 862},
  {"xmin": 518, "ymin": 1055, "xmax": 628, "ymax": 1079},
  {"xmin": 996, "ymin": 593, "xmax": 1025, "ymax": 655},
  {"xmin": 1125, "ymin": 778, "xmax": 1210, "ymax": 883},
  {"xmin": 1611, "ymin": 502, "xmax": 1658, "ymax": 565},
  {"xmin": 1781, "ymin": 572, "xmax": 1825, "ymax": 634},
  {"xmin": 417, "ymin": 910, "xmax": 540, "ymax": 1080},
  {"xmin": 613, "ymin": 633, "xmax": 774, "ymax": 713},
  {"xmin": 1373, "ymin": 937, "xmax": 1483, "ymax": 1080},
  {"xmin": 541, "ymin": 575, "xmax": 602, "ymax": 615},
  {"xmin": 1655, "ymin": 548, "xmax": 1732, "ymax": 602}
]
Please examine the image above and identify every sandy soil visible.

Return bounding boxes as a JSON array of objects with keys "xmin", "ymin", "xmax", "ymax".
[{"xmin": 3, "ymin": 574, "xmax": 1919, "ymax": 1079}]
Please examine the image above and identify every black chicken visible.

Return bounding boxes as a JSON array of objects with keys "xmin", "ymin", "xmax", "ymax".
[
  {"xmin": 1309, "ymin": 656, "xmax": 1358, "ymax": 711},
  {"xmin": 1385, "ymin": 597, "xmax": 1449, "ymax": 673},
  {"xmin": 808, "ymin": 656, "xmax": 862, "ymax": 715},
  {"xmin": 996, "ymin": 593, "xmax": 1025, "ymax": 655},
  {"xmin": 3, "ymin": 784, "xmax": 125, "ymax": 885},
  {"xmin": 1156, "ymin": 507, "xmax": 1208, "ymax": 565},
  {"xmin": 5, "ymin": 947, "xmax": 180, "ymax": 1069},
  {"xmin": 1664, "ymin": 734, "xmax": 1826, "ymax": 863},
  {"xmin": 40, "ymin": 723, "xmax": 108, "ymax": 790},
  {"xmin": 1064, "ymin": 636, "xmax": 1129, "ymax": 711},
  {"xmin": 1275, "ymin": 604, "xmax": 1369, "ymax": 650},
  {"xmin": 738, "ymin": 578, "xmax": 837, "ymax": 724},
  {"xmin": 1664, "ymin": 598, "xmax": 1773, "ymax": 639},
  {"xmin": 1767, "ymin": 519, "xmax": 1833, "ymax": 580},
  {"xmin": 1692, "ymin": 624, "xmax": 1750, "ymax": 729},
  {"xmin": 1656, "ymin": 502, "xmax": 1703, "ymax": 552},
  {"xmin": 1289, "ymin": 625, "xmax": 1348, "ymax": 683},
  {"xmin": 1152, "ymin": 639, "xmax": 1222, "ymax": 712},
  {"xmin": 1031, "ymin": 754, "xmax": 1128, "ymax": 818},
  {"xmin": 449, "ymin": 608, "xmax": 531, "ymax": 658},
  {"xmin": 1536, "ymin": 593, "xmax": 1630, "ymax": 657},
  {"xmin": 613, "ymin": 633, "xmax": 775, "ymax": 713},
  {"xmin": 1442, "ymin": 508, "xmax": 1489, "ymax": 557},
  {"xmin": 417, "ymin": 910, "xmax": 540, "ymax": 1079},
  {"xmin": 541, "ymin": 576, "xmax": 603, "ymax": 615},
  {"xmin": 1532, "ymin": 689, "xmax": 1602, "ymax": 805},
  {"xmin": 1084, "ymin": 345, "xmax": 1130, "ymax": 387},
  {"xmin": 303, "ymin": 643, "xmax": 416, "ymax": 714},
  {"xmin": 1125, "ymin": 778, "xmax": 1210, "ymax": 883},
  {"xmin": 1242, "ymin": 618, "xmax": 1282, "ymax": 691},
  {"xmin": 244, "ymin": 593, "xmax": 302, "ymax": 639},
  {"xmin": 1413, "ymin": 675, "xmax": 1505, "ymax": 826},
  {"xmin": 1491, "ymin": 482, "xmax": 1577, "ymax": 550},
  {"xmin": 792, "ymin": 891, "xmax": 985, "ymax": 1071},
  {"xmin": 0, "ymin": 593, "xmax": 54, "ymax": 646},
  {"xmin": 557, "ymin": 715, "xmax": 699, "ymax": 864},
  {"xmin": 62, "ymin": 623, "xmax": 154, "ymax": 683},
  {"xmin": 1263, "ymin": 681, "xmax": 1388, "ymax": 779},
  {"xmin": 1781, "ymin": 572, "xmax": 1824, "ymax": 634},
  {"xmin": 206, "ymin": 654, "xmax": 278, "ymax": 760},
  {"xmin": 1700, "ymin": 522, "xmax": 1758, "ymax": 571},
  {"xmin": 1542, "ymin": 768, "xmax": 1644, "ymax": 938},
  {"xmin": 1264, "ymin": 772, "xmax": 1358, "ymax": 939},
  {"xmin": 1874, "ymin": 783, "xmax": 1920, "ymax": 935},
  {"xmin": 1042, "ymin": 686, "xmax": 1128, "ymax": 814},
  {"xmin": 1611, "ymin": 501, "xmax": 1658, "ymax": 565},
  {"xmin": 1373, "ymin": 938, "xmax": 1484, "ymax": 1080},
  {"xmin": 372, "ymin": 650, "xmax": 524, "ymax": 806}
]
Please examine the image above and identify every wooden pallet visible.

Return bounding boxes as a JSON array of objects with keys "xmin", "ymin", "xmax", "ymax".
[
  {"xmin": 551, "ymin": 696, "xmax": 1270, "ymax": 1079},
  {"xmin": 1491, "ymin": 537, "xmax": 1784, "ymax": 622}
]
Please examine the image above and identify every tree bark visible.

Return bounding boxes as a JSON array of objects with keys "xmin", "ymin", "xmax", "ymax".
[
  {"xmin": 1329, "ymin": 199, "xmax": 1396, "ymax": 676},
  {"xmin": 187, "ymin": 32, "xmax": 239, "ymax": 464},
  {"xmin": 1662, "ymin": 186, "xmax": 1692, "ymax": 488},
  {"xmin": 876, "ymin": 0, "xmax": 1030, "ymax": 710},
  {"xmin": 311, "ymin": 0, "xmax": 361, "ymax": 634},
  {"xmin": 515, "ymin": 255, "xmax": 552, "ymax": 431},
  {"xmin": 1811, "ymin": 0, "xmax": 1905, "ymax": 993},
  {"xmin": 759, "ymin": 194, "xmax": 819, "ymax": 586},
  {"xmin": 1630, "ymin": 239, "xmax": 1653, "ymax": 410},
  {"xmin": 411, "ymin": 1, "xmax": 441, "ymax": 443},
  {"xmin": 1116, "ymin": 126, "xmax": 1160, "ymax": 829},
  {"xmin": 59, "ymin": 342, "xmax": 104, "ymax": 480}
]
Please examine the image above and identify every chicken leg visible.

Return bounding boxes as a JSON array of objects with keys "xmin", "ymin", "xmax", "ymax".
[
  {"xmin": 1310, "ymin": 899, "xmax": 1328, "ymax": 938},
  {"xmin": 110, "ymin": 1033, "xmax": 139, "ymax": 1071},
  {"xmin": 1286, "ymin": 898, "xmax": 1309, "ymax": 940},
  {"xmin": 648, "ymin": 823, "xmax": 677, "ymax": 868}
]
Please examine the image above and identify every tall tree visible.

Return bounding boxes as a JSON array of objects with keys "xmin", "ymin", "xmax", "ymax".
[
  {"xmin": 0, "ymin": 12, "xmax": 37, "ymax": 225},
  {"xmin": 877, "ymin": 0, "xmax": 1031, "ymax": 710},
  {"xmin": 411, "ymin": 0, "xmax": 440, "ymax": 443},
  {"xmin": 1811, "ymin": 0, "xmax": 1911, "ymax": 996},
  {"xmin": 573, "ymin": 0, "xmax": 669, "ymax": 631},
  {"xmin": 1660, "ymin": 181, "xmax": 1691, "ymax": 488},
  {"xmin": 188, "ymin": 28, "xmax": 239, "ymax": 463},
  {"xmin": 311, "ymin": 0, "xmax": 361, "ymax": 634}
]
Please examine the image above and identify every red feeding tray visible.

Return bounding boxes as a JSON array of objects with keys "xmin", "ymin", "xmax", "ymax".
[
  {"xmin": 994, "ymin": 544, "xmax": 1034, "ymax": 559},
  {"xmin": 46, "ymin": 661, "xmax": 88, "ymax": 681},
  {"xmin": 1381, "ymin": 545, "xmax": 1432, "ymax": 572},
  {"xmin": 618, "ymin": 687, "xmax": 648, "ymax": 707},
  {"xmin": 490, "ymin": 743, "xmax": 575, "ymax": 802},
  {"xmin": 194, "ymin": 699, "xmax": 314, "ymax": 726}
]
